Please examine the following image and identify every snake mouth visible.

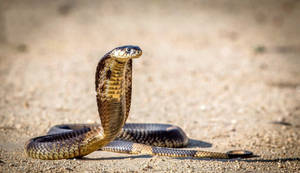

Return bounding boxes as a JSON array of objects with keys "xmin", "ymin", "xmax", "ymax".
[{"xmin": 131, "ymin": 50, "xmax": 142, "ymax": 59}]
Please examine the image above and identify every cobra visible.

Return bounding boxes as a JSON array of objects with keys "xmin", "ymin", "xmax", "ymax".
[{"xmin": 25, "ymin": 45, "xmax": 253, "ymax": 160}]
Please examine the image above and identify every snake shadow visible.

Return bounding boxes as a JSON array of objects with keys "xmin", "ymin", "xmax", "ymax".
[
  {"xmin": 176, "ymin": 157, "xmax": 300, "ymax": 163},
  {"xmin": 76, "ymin": 139, "xmax": 300, "ymax": 163},
  {"xmin": 187, "ymin": 139, "xmax": 212, "ymax": 148},
  {"xmin": 80, "ymin": 154, "xmax": 300, "ymax": 163}
]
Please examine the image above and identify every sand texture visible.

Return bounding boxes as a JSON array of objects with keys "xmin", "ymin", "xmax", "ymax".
[{"xmin": 0, "ymin": 0, "xmax": 300, "ymax": 172}]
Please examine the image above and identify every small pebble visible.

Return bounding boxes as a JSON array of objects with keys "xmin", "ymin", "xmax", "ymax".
[
  {"xmin": 200, "ymin": 105, "xmax": 207, "ymax": 111},
  {"xmin": 277, "ymin": 162, "xmax": 284, "ymax": 168},
  {"xmin": 15, "ymin": 124, "xmax": 21, "ymax": 129},
  {"xmin": 86, "ymin": 119, "xmax": 94, "ymax": 123}
]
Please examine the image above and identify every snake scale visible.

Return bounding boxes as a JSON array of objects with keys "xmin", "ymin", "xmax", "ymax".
[{"xmin": 25, "ymin": 45, "xmax": 253, "ymax": 160}]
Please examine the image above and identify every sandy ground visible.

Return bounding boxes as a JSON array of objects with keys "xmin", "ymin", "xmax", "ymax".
[{"xmin": 1, "ymin": 0, "xmax": 300, "ymax": 172}]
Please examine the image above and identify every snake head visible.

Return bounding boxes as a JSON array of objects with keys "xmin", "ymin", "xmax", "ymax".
[{"xmin": 110, "ymin": 45, "xmax": 142, "ymax": 60}]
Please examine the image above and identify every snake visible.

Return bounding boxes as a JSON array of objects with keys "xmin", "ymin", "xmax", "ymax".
[{"xmin": 25, "ymin": 45, "xmax": 253, "ymax": 160}]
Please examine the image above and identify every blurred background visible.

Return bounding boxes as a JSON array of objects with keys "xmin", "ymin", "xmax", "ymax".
[
  {"xmin": 1, "ymin": 0, "xmax": 300, "ymax": 53},
  {"xmin": 0, "ymin": 0, "xmax": 300, "ymax": 172}
]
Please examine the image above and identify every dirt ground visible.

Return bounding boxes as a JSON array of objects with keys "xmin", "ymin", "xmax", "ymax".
[{"xmin": 1, "ymin": 0, "xmax": 300, "ymax": 172}]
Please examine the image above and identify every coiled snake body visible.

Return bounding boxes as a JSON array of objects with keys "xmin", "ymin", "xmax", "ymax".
[{"xmin": 25, "ymin": 45, "xmax": 253, "ymax": 160}]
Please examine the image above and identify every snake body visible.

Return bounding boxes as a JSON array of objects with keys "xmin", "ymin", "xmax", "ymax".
[{"xmin": 25, "ymin": 45, "xmax": 253, "ymax": 160}]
